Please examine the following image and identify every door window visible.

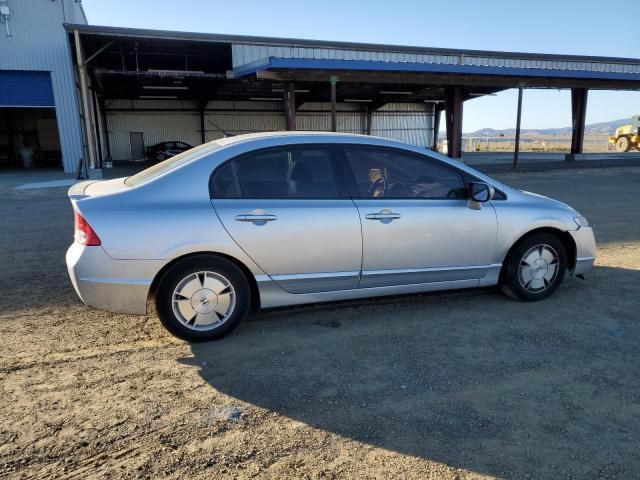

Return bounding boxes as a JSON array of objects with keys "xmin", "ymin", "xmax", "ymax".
[
  {"xmin": 343, "ymin": 147, "xmax": 467, "ymax": 199},
  {"xmin": 211, "ymin": 147, "xmax": 340, "ymax": 199}
]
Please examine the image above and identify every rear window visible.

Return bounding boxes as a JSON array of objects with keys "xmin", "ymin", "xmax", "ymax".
[{"xmin": 125, "ymin": 143, "xmax": 219, "ymax": 187}]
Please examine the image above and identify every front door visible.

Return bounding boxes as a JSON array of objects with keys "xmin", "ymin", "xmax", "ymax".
[
  {"xmin": 211, "ymin": 145, "xmax": 362, "ymax": 293},
  {"xmin": 340, "ymin": 146, "xmax": 498, "ymax": 288}
]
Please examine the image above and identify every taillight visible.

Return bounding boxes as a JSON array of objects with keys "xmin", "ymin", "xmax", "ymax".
[{"xmin": 74, "ymin": 211, "xmax": 101, "ymax": 246}]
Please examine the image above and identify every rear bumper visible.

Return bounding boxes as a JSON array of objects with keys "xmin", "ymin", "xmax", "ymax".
[
  {"xmin": 66, "ymin": 243, "xmax": 162, "ymax": 315},
  {"xmin": 568, "ymin": 226, "xmax": 596, "ymax": 275}
]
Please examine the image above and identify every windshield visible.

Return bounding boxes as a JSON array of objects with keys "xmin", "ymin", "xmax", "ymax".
[{"xmin": 125, "ymin": 142, "xmax": 221, "ymax": 187}]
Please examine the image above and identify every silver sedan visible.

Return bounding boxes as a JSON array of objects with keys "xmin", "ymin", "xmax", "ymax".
[{"xmin": 66, "ymin": 132, "xmax": 596, "ymax": 341}]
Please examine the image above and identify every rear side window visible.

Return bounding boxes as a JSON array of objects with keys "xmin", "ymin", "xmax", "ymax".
[
  {"xmin": 211, "ymin": 147, "xmax": 340, "ymax": 199},
  {"xmin": 343, "ymin": 147, "xmax": 467, "ymax": 199},
  {"xmin": 125, "ymin": 142, "xmax": 219, "ymax": 187}
]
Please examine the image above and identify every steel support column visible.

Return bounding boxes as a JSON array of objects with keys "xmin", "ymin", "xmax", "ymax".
[
  {"xmin": 444, "ymin": 86, "xmax": 463, "ymax": 158},
  {"xmin": 513, "ymin": 87, "xmax": 524, "ymax": 169},
  {"xmin": 570, "ymin": 88, "xmax": 588, "ymax": 155},
  {"xmin": 98, "ymin": 96, "xmax": 111, "ymax": 160},
  {"xmin": 359, "ymin": 104, "xmax": 366, "ymax": 134},
  {"xmin": 330, "ymin": 79, "xmax": 337, "ymax": 132},
  {"xmin": 91, "ymin": 88, "xmax": 103, "ymax": 165},
  {"xmin": 198, "ymin": 100, "xmax": 207, "ymax": 144},
  {"xmin": 200, "ymin": 108, "xmax": 206, "ymax": 143},
  {"xmin": 73, "ymin": 29, "xmax": 98, "ymax": 172},
  {"xmin": 284, "ymin": 82, "xmax": 296, "ymax": 130}
]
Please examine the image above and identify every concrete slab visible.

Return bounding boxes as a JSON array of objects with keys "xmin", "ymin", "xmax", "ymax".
[{"xmin": 14, "ymin": 179, "xmax": 80, "ymax": 190}]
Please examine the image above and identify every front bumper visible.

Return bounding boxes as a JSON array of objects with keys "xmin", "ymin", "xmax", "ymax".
[
  {"xmin": 66, "ymin": 243, "xmax": 163, "ymax": 315},
  {"xmin": 568, "ymin": 226, "xmax": 596, "ymax": 275}
]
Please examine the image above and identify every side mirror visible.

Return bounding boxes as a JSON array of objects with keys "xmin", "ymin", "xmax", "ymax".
[
  {"xmin": 467, "ymin": 182, "xmax": 494, "ymax": 210},
  {"xmin": 468, "ymin": 182, "xmax": 494, "ymax": 203}
]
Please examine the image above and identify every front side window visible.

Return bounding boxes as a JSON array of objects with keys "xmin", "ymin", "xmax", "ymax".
[
  {"xmin": 211, "ymin": 147, "xmax": 340, "ymax": 199},
  {"xmin": 343, "ymin": 147, "xmax": 467, "ymax": 199}
]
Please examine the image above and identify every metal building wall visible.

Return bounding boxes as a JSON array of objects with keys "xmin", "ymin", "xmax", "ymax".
[
  {"xmin": 372, "ymin": 103, "xmax": 434, "ymax": 147},
  {"xmin": 0, "ymin": 0, "xmax": 86, "ymax": 172},
  {"xmin": 297, "ymin": 102, "xmax": 361, "ymax": 133},
  {"xmin": 232, "ymin": 44, "xmax": 640, "ymax": 75},
  {"xmin": 105, "ymin": 100, "xmax": 200, "ymax": 160},
  {"xmin": 297, "ymin": 102, "xmax": 434, "ymax": 146},
  {"xmin": 105, "ymin": 100, "xmax": 433, "ymax": 160},
  {"xmin": 205, "ymin": 100, "xmax": 284, "ymax": 141}
]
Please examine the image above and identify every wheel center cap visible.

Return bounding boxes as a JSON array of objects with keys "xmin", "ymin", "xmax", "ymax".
[
  {"xmin": 191, "ymin": 288, "xmax": 218, "ymax": 314},
  {"xmin": 532, "ymin": 259, "xmax": 548, "ymax": 279}
]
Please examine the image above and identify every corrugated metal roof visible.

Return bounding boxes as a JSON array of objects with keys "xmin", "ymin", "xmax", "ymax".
[
  {"xmin": 233, "ymin": 57, "xmax": 640, "ymax": 81},
  {"xmin": 65, "ymin": 23, "xmax": 640, "ymax": 66}
]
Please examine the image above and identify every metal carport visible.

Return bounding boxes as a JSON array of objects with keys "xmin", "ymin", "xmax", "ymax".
[{"xmin": 64, "ymin": 24, "xmax": 640, "ymax": 175}]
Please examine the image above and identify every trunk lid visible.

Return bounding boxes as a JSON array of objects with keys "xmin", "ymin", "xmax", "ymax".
[{"xmin": 67, "ymin": 177, "xmax": 128, "ymax": 200}]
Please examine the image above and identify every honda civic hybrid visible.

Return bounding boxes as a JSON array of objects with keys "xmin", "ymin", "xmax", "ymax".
[{"xmin": 66, "ymin": 132, "xmax": 596, "ymax": 341}]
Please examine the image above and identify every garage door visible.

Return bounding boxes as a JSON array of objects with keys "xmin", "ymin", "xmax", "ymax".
[{"xmin": 0, "ymin": 71, "xmax": 55, "ymax": 108}]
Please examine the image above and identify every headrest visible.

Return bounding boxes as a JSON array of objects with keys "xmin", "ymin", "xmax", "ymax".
[{"xmin": 290, "ymin": 162, "xmax": 312, "ymax": 184}]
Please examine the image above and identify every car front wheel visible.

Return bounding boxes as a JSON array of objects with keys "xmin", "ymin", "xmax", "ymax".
[
  {"xmin": 155, "ymin": 255, "xmax": 251, "ymax": 341},
  {"xmin": 500, "ymin": 232, "xmax": 567, "ymax": 302}
]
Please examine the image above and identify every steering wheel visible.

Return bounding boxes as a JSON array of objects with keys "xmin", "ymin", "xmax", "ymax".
[{"xmin": 369, "ymin": 177, "xmax": 386, "ymax": 198}]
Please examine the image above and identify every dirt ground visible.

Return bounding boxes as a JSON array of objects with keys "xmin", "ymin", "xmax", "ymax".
[{"xmin": 1, "ymin": 167, "xmax": 639, "ymax": 479}]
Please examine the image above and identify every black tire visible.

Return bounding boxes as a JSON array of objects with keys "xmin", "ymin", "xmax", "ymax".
[
  {"xmin": 500, "ymin": 232, "xmax": 567, "ymax": 302},
  {"xmin": 155, "ymin": 255, "xmax": 251, "ymax": 342},
  {"xmin": 616, "ymin": 136, "xmax": 630, "ymax": 152},
  {"xmin": 156, "ymin": 152, "xmax": 167, "ymax": 162}
]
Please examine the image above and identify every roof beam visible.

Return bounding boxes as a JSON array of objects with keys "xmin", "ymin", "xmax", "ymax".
[{"xmin": 83, "ymin": 40, "xmax": 116, "ymax": 65}]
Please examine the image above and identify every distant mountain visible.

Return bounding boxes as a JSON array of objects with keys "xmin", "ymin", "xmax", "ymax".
[{"xmin": 462, "ymin": 118, "xmax": 630, "ymax": 137}]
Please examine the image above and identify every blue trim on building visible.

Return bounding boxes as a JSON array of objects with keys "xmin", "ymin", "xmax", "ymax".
[
  {"xmin": 0, "ymin": 70, "xmax": 55, "ymax": 107},
  {"xmin": 234, "ymin": 57, "xmax": 640, "ymax": 82}
]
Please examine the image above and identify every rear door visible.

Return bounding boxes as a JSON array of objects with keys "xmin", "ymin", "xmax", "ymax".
[
  {"xmin": 340, "ymin": 145, "xmax": 498, "ymax": 288},
  {"xmin": 211, "ymin": 145, "xmax": 362, "ymax": 293}
]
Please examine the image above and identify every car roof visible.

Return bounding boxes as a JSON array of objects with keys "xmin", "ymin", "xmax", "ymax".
[{"xmin": 213, "ymin": 131, "xmax": 410, "ymax": 148}]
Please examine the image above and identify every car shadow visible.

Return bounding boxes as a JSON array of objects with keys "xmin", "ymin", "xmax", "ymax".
[{"xmin": 182, "ymin": 266, "xmax": 640, "ymax": 478}]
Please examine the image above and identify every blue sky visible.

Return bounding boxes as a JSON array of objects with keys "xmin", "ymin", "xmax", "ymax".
[{"xmin": 82, "ymin": 0, "xmax": 640, "ymax": 132}]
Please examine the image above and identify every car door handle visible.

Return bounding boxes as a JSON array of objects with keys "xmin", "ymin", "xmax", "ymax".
[
  {"xmin": 235, "ymin": 213, "xmax": 278, "ymax": 222},
  {"xmin": 365, "ymin": 210, "xmax": 401, "ymax": 221}
]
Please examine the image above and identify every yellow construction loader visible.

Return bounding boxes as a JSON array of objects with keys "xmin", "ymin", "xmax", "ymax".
[{"xmin": 609, "ymin": 115, "xmax": 640, "ymax": 152}]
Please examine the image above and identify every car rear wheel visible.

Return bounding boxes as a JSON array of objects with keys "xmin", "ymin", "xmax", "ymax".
[
  {"xmin": 156, "ymin": 152, "xmax": 167, "ymax": 162},
  {"xmin": 500, "ymin": 232, "xmax": 567, "ymax": 302},
  {"xmin": 155, "ymin": 255, "xmax": 250, "ymax": 341}
]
